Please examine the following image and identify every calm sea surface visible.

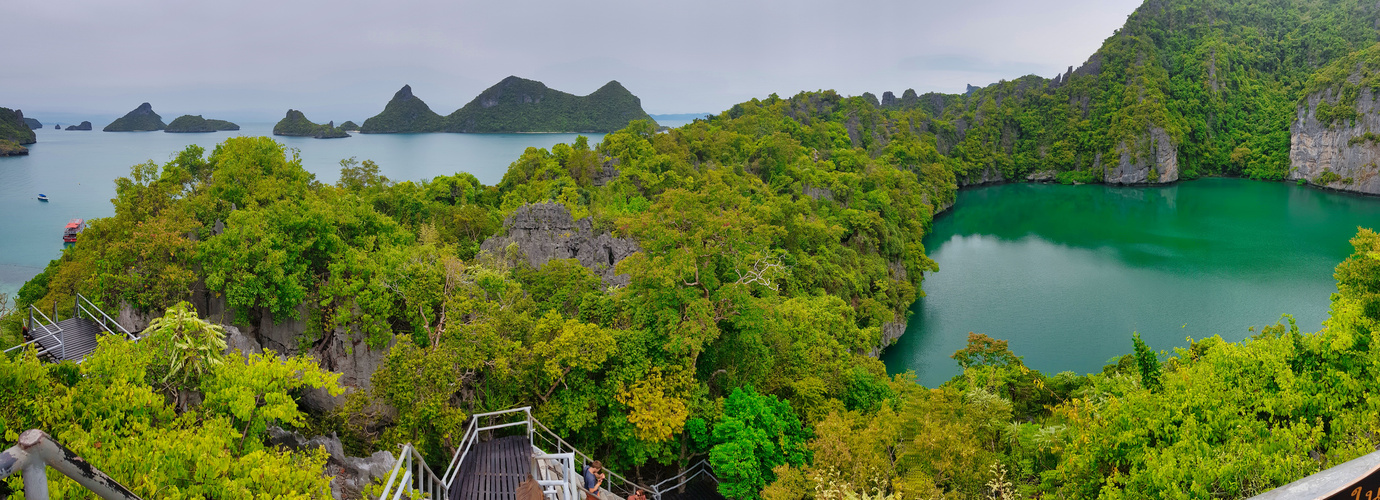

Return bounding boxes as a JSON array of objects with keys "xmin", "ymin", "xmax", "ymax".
[
  {"xmin": 0, "ymin": 123, "xmax": 610, "ymax": 300},
  {"xmin": 883, "ymin": 179, "xmax": 1380, "ymax": 386}
]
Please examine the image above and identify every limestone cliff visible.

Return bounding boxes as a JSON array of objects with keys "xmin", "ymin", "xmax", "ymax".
[
  {"xmin": 1289, "ymin": 88, "xmax": 1380, "ymax": 195},
  {"xmin": 1103, "ymin": 126, "xmax": 1180, "ymax": 185},
  {"xmin": 479, "ymin": 203, "xmax": 642, "ymax": 286}
]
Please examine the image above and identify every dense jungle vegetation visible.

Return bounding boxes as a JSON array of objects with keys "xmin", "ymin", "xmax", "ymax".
[{"xmin": 7, "ymin": 0, "xmax": 1380, "ymax": 497}]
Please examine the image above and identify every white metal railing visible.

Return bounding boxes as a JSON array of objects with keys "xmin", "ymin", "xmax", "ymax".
[
  {"xmin": 75, "ymin": 293, "xmax": 136, "ymax": 341},
  {"xmin": 4, "ymin": 303, "xmax": 65, "ymax": 359},
  {"xmin": 533, "ymin": 452, "xmax": 578, "ymax": 499},
  {"xmin": 377, "ymin": 443, "xmax": 448, "ymax": 500},
  {"xmin": 0, "ymin": 429, "xmax": 140, "ymax": 499}
]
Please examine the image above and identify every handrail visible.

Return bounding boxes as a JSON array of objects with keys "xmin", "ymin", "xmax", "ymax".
[
  {"xmin": 649, "ymin": 460, "xmax": 720, "ymax": 500},
  {"xmin": 0, "ymin": 429, "xmax": 141, "ymax": 499},
  {"xmin": 4, "ymin": 305, "xmax": 65, "ymax": 358},
  {"xmin": 77, "ymin": 293, "xmax": 135, "ymax": 340},
  {"xmin": 376, "ymin": 443, "xmax": 448, "ymax": 500},
  {"xmin": 442, "ymin": 406, "xmax": 534, "ymax": 485}
]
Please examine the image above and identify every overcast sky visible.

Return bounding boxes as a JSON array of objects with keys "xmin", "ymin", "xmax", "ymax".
[{"xmin": 2, "ymin": 0, "xmax": 1143, "ymax": 123}]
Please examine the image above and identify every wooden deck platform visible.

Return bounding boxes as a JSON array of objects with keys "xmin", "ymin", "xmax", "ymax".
[
  {"xmin": 449, "ymin": 435, "xmax": 533, "ymax": 500},
  {"xmin": 29, "ymin": 317, "xmax": 107, "ymax": 362}
]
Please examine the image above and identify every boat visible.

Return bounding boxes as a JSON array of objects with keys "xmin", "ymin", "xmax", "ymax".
[
  {"xmin": 62, "ymin": 219, "xmax": 85, "ymax": 243},
  {"xmin": 37, "ymin": 194, "xmax": 48, "ymax": 201}
]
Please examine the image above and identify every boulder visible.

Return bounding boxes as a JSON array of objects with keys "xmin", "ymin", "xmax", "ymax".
[
  {"xmin": 266, "ymin": 426, "xmax": 397, "ymax": 500},
  {"xmin": 479, "ymin": 202, "xmax": 642, "ymax": 286}
]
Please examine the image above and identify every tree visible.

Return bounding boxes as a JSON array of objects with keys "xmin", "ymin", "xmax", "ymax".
[
  {"xmin": 709, "ymin": 386, "xmax": 811, "ymax": 500},
  {"xmin": 143, "ymin": 301, "xmax": 228, "ymax": 412}
]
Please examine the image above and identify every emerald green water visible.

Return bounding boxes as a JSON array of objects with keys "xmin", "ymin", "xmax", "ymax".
[{"xmin": 881, "ymin": 178, "xmax": 1380, "ymax": 387}]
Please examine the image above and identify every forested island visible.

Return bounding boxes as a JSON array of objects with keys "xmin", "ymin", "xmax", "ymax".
[
  {"xmin": 359, "ymin": 77, "xmax": 656, "ymax": 133},
  {"xmin": 273, "ymin": 109, "xmax": 349, "ymax": 138},
  {"xmin": 65, "ymin": 121, "xmax": 93, "ymax": 131},
  {"xmin": 0, "ymin": 107, "xmax": 37, "ymax": 155},
  {"xmin": 165, "ymin": 114, "xmax": 240, "ymax": 133},
  {"xmin": 103, "ymin": 102, "xmax": 166, "ymax": 131},
  {"xmin": 6, "ymin": 0, "xmax": 1380, "ymax": 498}
]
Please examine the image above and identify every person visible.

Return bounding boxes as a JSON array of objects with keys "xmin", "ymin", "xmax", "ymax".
[
  {"xmin": 582, "ymin": 460, "xmax": 606, "ymax": 500},
  {"xmin": 628, "ymin": 488, "xmax": 648, "ymax": 500}
]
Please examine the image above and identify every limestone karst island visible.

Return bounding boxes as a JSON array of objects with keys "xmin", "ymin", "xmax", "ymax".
[{"xmin": 5, "ymin": 0, "xmax": 1380, "ymax": 499}]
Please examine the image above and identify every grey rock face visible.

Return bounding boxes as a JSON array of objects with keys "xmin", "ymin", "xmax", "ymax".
[
  {"xmin": 267, "ymin": 426, "xmax": 397, "ymax": 500},
  {"xmin": 480, "ymin": 202, "xmax": 642, "ymax": 287},
  {"xmin": 1289, "ymin": 88, "xmax": 1380, "ymax": 195},
  {"xmin": 1104, "ymin": 126, "xmax": 1179, "ymax": 185},
  {"xmin": 301, "ymin": 330, "xmax": 393, "ymax": 414},
  {"xmin": 223, "ymin": 325, "xmax": 262, "ymax": 356}
]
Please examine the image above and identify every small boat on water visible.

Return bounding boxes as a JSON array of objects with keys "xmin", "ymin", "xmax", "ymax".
[
  {"xmin": 63, "ymin": 218, "xmax": 85, "ymax": 243},
  {"xmin": 37, "ymin": 194, "xmax": 48, "ymax": 201}
]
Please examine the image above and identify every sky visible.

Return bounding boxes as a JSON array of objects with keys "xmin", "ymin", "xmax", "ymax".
[{"xmin": 2, "ymin": 0, "xmax": 1144, "ymax": 124}]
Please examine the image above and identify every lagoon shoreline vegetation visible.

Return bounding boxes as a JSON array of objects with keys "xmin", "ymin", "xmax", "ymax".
[{"xmin": 5, "ymin": 0, "xmax": 1380, "ymax": 498}]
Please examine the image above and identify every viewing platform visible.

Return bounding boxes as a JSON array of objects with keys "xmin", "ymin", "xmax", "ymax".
[{"xmin": 5, "ymin": 293, "xmax": 136, "ymax": 363}]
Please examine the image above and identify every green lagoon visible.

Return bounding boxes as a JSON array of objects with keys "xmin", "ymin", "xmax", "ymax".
[{"xmin": 883, "ymin": 178, "xmax": 1380, "ymax": 386}]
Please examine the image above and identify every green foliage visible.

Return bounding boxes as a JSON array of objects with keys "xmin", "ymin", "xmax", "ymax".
[
  {"xmin": 709, "ymin": 386, "xmax": 811, "ymax": 500},
  {"xmin": 1131, "ymin": 332, "xmax": 1161, "ymax": 391},
  {"xmin": 1316, "ymin": 169, "xmax": 1343, "ymax": 185}
]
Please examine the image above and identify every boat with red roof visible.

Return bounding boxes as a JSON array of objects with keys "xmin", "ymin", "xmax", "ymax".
[{"xmin": 63, "ymin": 219, "xmax": 85, "ymax": 243}]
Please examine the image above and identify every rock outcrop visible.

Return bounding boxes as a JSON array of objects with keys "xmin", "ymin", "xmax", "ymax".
[
  {"xmin": 65, "ymin": 121, "xmax": 93, "ymax": 131},
  {"xmin": 22, "ymin": 117, "xmax": 41, "ymax": 129},
  {"xmin": 1103, "ymin": 126, "xmax": 1179, "ymax": 185},
  {"xmin": 480, "ymin": 202, "xmax": 642, "ymax": 286},
  {"xmin": 166, "ymin": 115, "xmax": 239, "ymax": 133},
  {"xmin": 1289, "ymin": 88, "xmax": 1380, "ymax": 195},
  {"xmin": 104, "ymin": 102, "xmax": 166, "ymax": 131},
  {"xmin": 266, "ymin": 426, "xmax": 396, "ymax": 500}
]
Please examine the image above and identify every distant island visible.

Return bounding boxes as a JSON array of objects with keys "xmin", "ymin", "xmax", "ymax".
[
  {"xmin": 0, "ymin": 108, "xmax": 37, "ymax": 156},
  {"xmin": 22, "ymin": 117, "xmax": 41, "ymax": 129},
  {"xmin": 338, "ymin": 120, "xmax": 359, "ymax": 131},
  {"xmin": 104, "ymin": 102, "xmax": 166, "ymax": 131},
  {"xmin": 273, "ymin": 110, "xmax": 349, "ymax": 139},
  {"xmin": 65, "ymin": 121, "xmax": 93, "ymax": 131},
  {"xmin": 166, "ymin": 115, "xmax": 240, "ymax": 133},
  {"xmin": 360, "ymin": 77, "xmax": 657, "ymax": 133}
]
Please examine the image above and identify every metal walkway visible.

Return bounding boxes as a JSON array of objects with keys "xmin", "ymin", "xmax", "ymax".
[
  {"xmin": 6, "ymin": 294, "xmax": 136, "ymax": 363},
  {"xmin": 448, "ymin": 435, "xmax": 532, "ymax": 500}
]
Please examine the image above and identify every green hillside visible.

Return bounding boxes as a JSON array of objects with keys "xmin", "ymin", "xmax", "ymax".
[
  {"xmin": 0, "ymin": 107, "xmax": 36, "ymax": 155},
  {"xmin": 359, "ymin": 85, "xmax": 445, "ymax": 133},
  {"xmin": 103, "ymin": 102, "xmax": 166, "ymax": 131},
  {"xmin": 445, "ymin": 77, "xmax": 657, "ymax": 133}
]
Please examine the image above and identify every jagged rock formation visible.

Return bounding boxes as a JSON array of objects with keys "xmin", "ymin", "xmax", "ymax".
[
  {"xmin": 447, "ymin": 76, "xmax": 656, "ymax": 133},
  {"xmin": 103, "ymin": 102, "xmax": 166, "ymax": 131},
  {"xmin": 0, "ymin": 108, "xmax": 35, "ymax": 156},
  {"xmin": 359, "ymin": 85, "xmax": 445, "ymax": 133},
  {"xmin": 166, "ymin": 115, "xmax": 239, "ymax": 133},
  {"xmin": 65, "ymin": 121, "xmax": 93, "ymax": 131},
  {"xmin": 479, "ymin": 202, "xmax": 642, "ymax": 286},
  {"xmin": 274, "ymin": 110, "xmax": 350, "ymax": 139},
  {"xmin": 22, "ymin": 117, "xmax": 41, "ymax": 129},
  {"xmin": 266, "ymin": 426, "xmax": 396, "ymax": 500}
]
